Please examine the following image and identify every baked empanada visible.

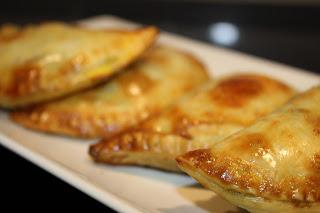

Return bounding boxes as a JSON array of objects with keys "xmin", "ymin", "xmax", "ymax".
[
  {"xmin": 177, "ymin": 85, "xmax": 320, "ymax": 212},
  {"xmin": 11, "ymin": 46, "xmax": 209, "ymax": 138},
  {"xmin": 0, "ymin": 22, "xmax": 158, "ymax": 108},
  {"xmin": 89, "ymin": 74, "xmax": 295, "ymax": 171}
]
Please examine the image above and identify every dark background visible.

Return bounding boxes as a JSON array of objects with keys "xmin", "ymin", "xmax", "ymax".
[{"xmin": 1, "ymin": 0, "xmax": 320, "ymax": 212}]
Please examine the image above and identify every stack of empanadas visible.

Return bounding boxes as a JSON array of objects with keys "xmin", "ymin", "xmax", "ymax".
[
  {"xmin": 3, "ymin": 22, "xmax": 209, "ymax": 137},
  {"xmin": 10, "ymin": 46, "xmax": 209, "ymax": 138},
  {"xmin": 89, "ymin": 74, "xmax": 295, "ymax": 171},
  {"xmin": 3, "ymin": 21, "xmax": 320, "ymax": 212}
]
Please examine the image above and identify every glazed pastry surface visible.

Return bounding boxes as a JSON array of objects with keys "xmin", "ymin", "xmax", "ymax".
[
  {"xmin": 177, "ymin": 85, "xmax": 320, "ymax": 212},
  {"xmin": 11, "ymin": 46, "xmax": 209, "ymax": 138},
  {"xmin": 0, "ymin": 22, "xmax": 158, "ymax": 108},
  {"xmin": 90, "ymin": 74, "xmax": 295, "ymax": 171}
]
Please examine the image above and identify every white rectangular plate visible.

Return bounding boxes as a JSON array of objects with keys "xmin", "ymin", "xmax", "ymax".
[{"xmin": 1, "ymin": 16, "xmax": 319, "ymax": 213}]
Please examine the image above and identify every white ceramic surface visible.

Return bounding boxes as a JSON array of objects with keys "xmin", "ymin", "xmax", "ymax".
[{"xmin": 1, "ymin": 15, "xmax": 319, "ymax": 213}]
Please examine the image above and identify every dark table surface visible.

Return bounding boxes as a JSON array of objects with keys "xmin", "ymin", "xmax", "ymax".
[{"xmin": 1, "ymin": 0, "xmax": 320, "ymax": 212}]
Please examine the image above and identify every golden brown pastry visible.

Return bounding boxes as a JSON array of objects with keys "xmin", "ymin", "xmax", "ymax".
[
  {"xmin": 0, "ymin": 24, "xmax": 20, "ymax": 42},
  {"xmin": 89, "ymin": 74, "xmax": 295, "ymax": 171},
  {"xmin": 11, "ymin": 46, "xmax": 209, "ymax": 138},
  {"xmin": 177, "ymin": 85, "xmax": 320, "ymax": 212},
  {"xmin": 0, "ymin": 22, "xmax": 158, "ymax": 108}
]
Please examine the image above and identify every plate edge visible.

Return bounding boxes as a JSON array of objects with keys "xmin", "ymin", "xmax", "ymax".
[{"xmin": 0, "ymin": 133, "xmax": 142, "ymax": 213}]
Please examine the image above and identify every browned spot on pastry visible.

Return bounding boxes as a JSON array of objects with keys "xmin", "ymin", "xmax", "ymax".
[
  {"xmin": 116, "ymin": 133, "xmax": 142, "ymax": 151},
  {"xmin": 233, "ymin": 133, "xmax": 272, "ymax": 155},
  {"xmin": 5, "ymin": 63, "xmax": 41, "ymax": 97},
  {"xmin": 210, "ymin": 74, "xmax": 293, "ymax": 108},
  {"xmin": 12, "ymin": 101, "xmax": 162, "ymax": 138},
  {"xmin": 281, "ymin": 175, "xmax": 320, "ymax": 204},
  {"xmin": 89, "ymin": 131, "xmax": 156, "ymax": 162},
  {"xmin": 312, "ymin": 117, "xmax": 320, "ymax": 136},
  {"xmin": 95, "ymin": 131, "xmax": 156, "ymax": 154},
  {"xmin": 169, "ymin": 108, "xmax": 195, "ymax": 139},
  {"xmin": 165, "ymin": 107, "xmax": 208, "ymax": 139},
  {"xmin": 177, "ymin": 149, "xmax": 248, "ymax": 187},
  {"xmin": 211, "ymin": 75, "xmax": 263, "ymax": 107},
  {"xmin": 296, "ymin": 108, "xmax": 311, "ymax": 114},
  {"xmin": 177, "ymin": 149, "xmax": 253, "ymax": 186},
  {"xmin": 11, "ymin": 108, "xmax": 125, "ymax": 138},
  {"xmin": 269, "ymin": 119, "xmax": 280, "ymax": 128},
  {"xmin": 310, "ymin": 153, "xmax": 320, "ymax": 172},
  {"xmin": 117, "ymin": 69, "xmax": 155, "ymax": 96},
  {"xmin": 178, "ymin": 148, "xmax": 320, "ymax": 202},
  {"xmin": 0, "ymin": 24, "xmax": 22, "ymax": 42},
  {"xmin": 88, "ymin": 140, "xmax": 105, "ymax": 159},
  {"xmin": 178, "ymin": 149, "xmax": 214, "ymax": 167},
  {"xmin": 304, "ymin": 113, "xmax": 320, "ymax": 136}
]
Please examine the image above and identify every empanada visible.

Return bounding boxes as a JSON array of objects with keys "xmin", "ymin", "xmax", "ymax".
[
  {"xmin": 0, "ymin": 22, "xmax": 157, "ymax": 108},
  {"xmin": 89, "ymin": 74, "xmax": 295, "ymax": 171},
  {"xmin": 11, "ymin": 46, "xmax": 209, "ymax": 138},
  {"xmin": 177, "ymin": 85, "xmax": 320, "ymax": 212}
]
